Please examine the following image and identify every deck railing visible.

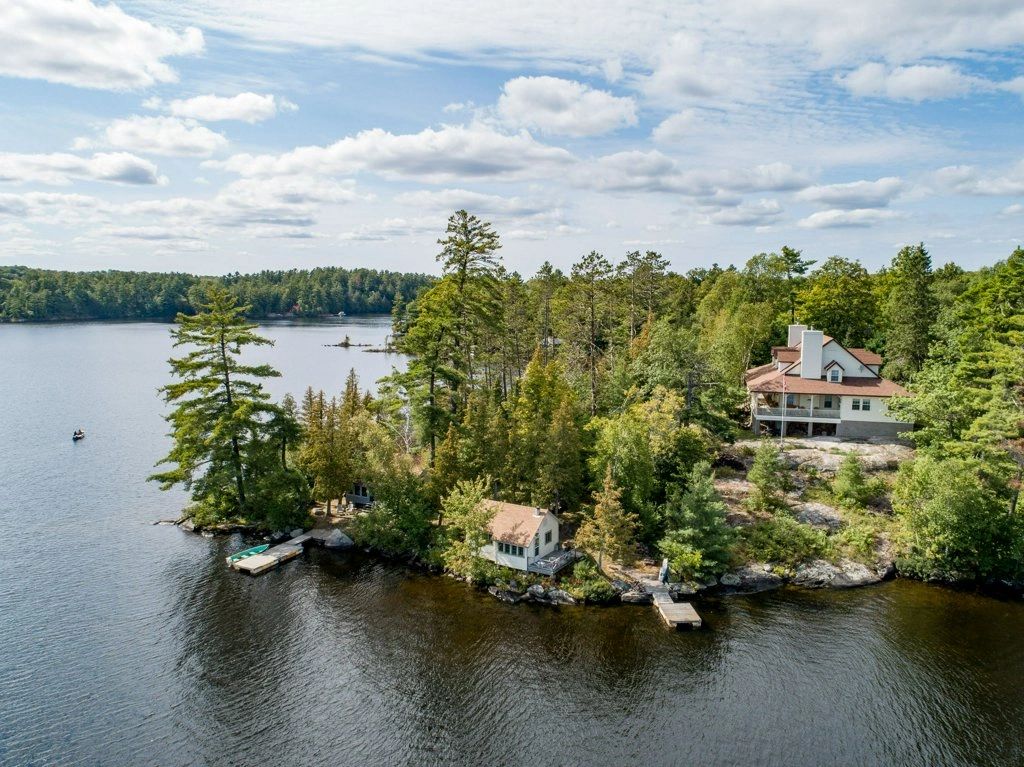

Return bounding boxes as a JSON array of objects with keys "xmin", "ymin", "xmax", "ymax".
[{"xmin": 756, "ymin": 407, "xmax": 840, "ymax": 419}]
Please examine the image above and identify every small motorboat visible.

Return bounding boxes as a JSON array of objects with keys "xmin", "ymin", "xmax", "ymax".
[
  {"xmin": 225, "ymin": 544, "xmax": 270, "ymax": 565},
  {"xmin": 72, "ymin": 430, "xmax": 85, "ymax": 442}
]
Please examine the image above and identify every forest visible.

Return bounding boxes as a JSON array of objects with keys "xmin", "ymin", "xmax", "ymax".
[
  {"xmin": 0, "ymin": 265, "xmax": 432, "ymax": 321},
  {"xmin": 150, "ymin": 211, "xmax": 1024, "ymax": 596}
]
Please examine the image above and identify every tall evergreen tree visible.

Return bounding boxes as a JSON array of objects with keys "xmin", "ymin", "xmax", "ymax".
[
  {"xmin": 150, "ymin": 287, "xmax": 301, "ymax": 524},
  {"xmin": 883, "ymin": 243, "xmax": 937, "ymax": 381},
  {"xmin": 575, "ymin": 467, "xmax": 638, "ymax": 568}
]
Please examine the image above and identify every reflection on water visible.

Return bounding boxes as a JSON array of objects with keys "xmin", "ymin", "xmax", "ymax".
[{"xmin": 1, "ymin": 321, "xmax": 1023, "ymax": 767}]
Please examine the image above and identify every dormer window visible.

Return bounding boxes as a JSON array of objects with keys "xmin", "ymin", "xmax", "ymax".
[{"xmin": 829, "ymin": 368, "xmax": 841, "ymax": 383}]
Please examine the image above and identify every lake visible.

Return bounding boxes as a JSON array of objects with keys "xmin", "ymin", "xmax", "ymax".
[{"xmin": 1, "ymin": 319, "xmax": 1022, "ymax": 767}]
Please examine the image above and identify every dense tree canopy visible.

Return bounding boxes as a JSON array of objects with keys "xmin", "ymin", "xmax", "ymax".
[{"xmin": 0, "ymin": 265, "xmax": 431, "ymax": 321}]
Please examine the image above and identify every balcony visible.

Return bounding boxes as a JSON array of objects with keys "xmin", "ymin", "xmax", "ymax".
[{"xmin": 756, "ymin": 407, "xmax": 840, "ymax": 419}]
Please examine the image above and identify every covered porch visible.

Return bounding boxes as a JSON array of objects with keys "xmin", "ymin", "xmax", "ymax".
[{"xmin": 753, "ymin": 392, "xmax": 841, "ymax": 420}]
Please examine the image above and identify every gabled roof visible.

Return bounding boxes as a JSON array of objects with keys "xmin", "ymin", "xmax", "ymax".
[
  {"xmin": 769, "ymin": 340, "xmax": 883, "ymax": 372},
  {"xmin": 483, "ymin": 500, "xmax": 554, "ymax": 546},
  {"xmin": 824, "ymin": 360, "xmax": 844, "ymax": 371}
]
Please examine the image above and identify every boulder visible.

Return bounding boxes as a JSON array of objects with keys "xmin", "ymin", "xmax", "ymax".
[
  {"xmin": 547, "ymin": 589, "xmax": 577, "ymax": 605},
  {"xmin": 270, "ymin": 530, "xmax": 288, "ymax": 543},
  {"xmin": 323, "ymin": 529, "xmax": 354, "ymax": 549},
  {"xmin": 526, "ymin": 584, "xmax": 546, "ymax": 598},
  {"xmin": 792, "ymin": 501, "xmax": 843, "ymax": 532},
  {"xmin": 793, "ymin": 559, "xmax": 882, "ymax": 589},
  {"xmin": 487, "ymin": 586, "xmax": 525, "ymax": 604},
  {"xmin": 179, "ymin": 518, "xmax": 195, "ymax": 533},
  {"xmin": 620, "ymin": 590, "xmax": 653, "ymax": 604},
  {"xmin": 721, "ymin": 564, "xmax": 785, "ymax": 594},
  {"xmin": 289, "ymin": 528, "xmax": 305, "ymax": 539},
  {"xmin": 672, "ymin": 581, "xmax": 701, "ymax": 597},
  {"xmin": 610, "ymin": 579, "xmax": 632, "ymax": 594}
]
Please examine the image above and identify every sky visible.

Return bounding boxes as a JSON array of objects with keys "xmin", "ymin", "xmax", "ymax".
[{"xmin": 0, "ymin": 1, "xmax": 1023, "ymax": 277}]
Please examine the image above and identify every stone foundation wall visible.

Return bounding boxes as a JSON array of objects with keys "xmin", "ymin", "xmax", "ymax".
[{"xmin": 836, "ymin": 420, "xmax": 911, "ymax": 439}]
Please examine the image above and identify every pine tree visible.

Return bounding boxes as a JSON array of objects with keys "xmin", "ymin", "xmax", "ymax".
[
  {"xmin": 658, "ymin": 461, "xmax": 734, "ymax": 579},
  {"xmin": 535, "ymin": 396, "xmax": 584, "ymax": 512},
  {"xmin": 575, "ymin": 467, "xmax": 638, "ymax": 568},
  {"xmin": 883, "ymin": 243, "xmax": 937, "ymax": 381},
  {"xmin": 150, "ymin": 286, "xmax": 296, "ymax": 523},
  {"xmin": 747, "ymin": 441, "xmax": 790, "ymax": 511}
]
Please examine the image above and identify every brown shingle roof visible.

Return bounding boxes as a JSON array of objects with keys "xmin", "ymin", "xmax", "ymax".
[
  {"xmin": 483, "ymin": 500, "xmax": 550, "ymax": 546},
  {"xmin": 745, "ymin": 368, "xmax": 908, "ymax": 396},
  {"xmin": 848, "ymin": 347, "xmax": 883, "ymax": 365}
]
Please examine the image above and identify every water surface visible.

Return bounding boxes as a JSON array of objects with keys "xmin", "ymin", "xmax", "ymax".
[{"xmin": 1, "ymin": 321, "xmax": 1022, "ymax": 767}]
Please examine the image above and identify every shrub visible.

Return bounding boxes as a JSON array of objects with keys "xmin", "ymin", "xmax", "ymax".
[
  {"xmin": 832, "ymin": 453, "xmax": 884, "ymax": 508},
  {"xmin": 736, "ymin": 516, "xmax": 831, "ymax": 567},
  {"xmin": 565, "ymin": 559, "xmax": 618, "ymax": 604},
  {"xmin": 746, "ymin": 441, "xmax": 791, "ymax": 511},
  {"xmin": 834, "ymin": 521, "xmax": 879, "ymax": 563}
]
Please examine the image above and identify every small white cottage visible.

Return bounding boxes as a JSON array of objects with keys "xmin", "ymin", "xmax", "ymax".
[{"xmin": 477, "ymin": 500, "xmax": 561, "ymax": 573}]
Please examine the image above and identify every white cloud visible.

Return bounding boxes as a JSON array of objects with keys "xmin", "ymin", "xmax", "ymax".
[
  {"xmin": 75, "ymin": 116, "xmax": 228, "ymax": 157},
  {"xmin": 210, "ymin": 123, "xmax": 576, "ymax": 183},
  {"xmin": 0, "ymin": 0, "xmax": 202, "ymax": 90},
  {"xmin": 838, "ymin": 63, "xmax": 979, "ymax": 102},
  {"xmin": 394, "ymin": 188, "xmax": 549, "ymax": 217},
  {"xmin": 582, "ymin": 151, "xmax": 808, "ymax": 196},
  {"xmin": 934, "ymin": 163, "xmax": 1024, "ymax": 196},
  {"xmin": 795, "ymin": 177, "xmax": 903, "ymax": 208},
  {"xmin": 651, "ymin": 110, "xmax": 699, "ymax": 143},
  {"xmin": 1001, "ymin": 203, "xmax": 1024, "ymax": 217},
  {"xmin": 147, "ymin": 93, "xmax": 297, "ymax": 123},
  {"xmin": 703, "ymin": 198, "xmax": 782, "ymax": 227},
  {"xmin": 798, "ymin": 208, "xmax": 903, "ymax": 228},
  {"xmin": 94, "ymin": 225, "xmax": 204, "ymax": 241},
  {"xmin": 339, "ymin": 216, "xmax": 441, "ymax": 242},
  {"xmin": 0, "ymin": 151, "xmax": 165, "ymax": 185},
  {"xmin": 496, "ymin": 76, "xmax": 637, "ymax": 137}
]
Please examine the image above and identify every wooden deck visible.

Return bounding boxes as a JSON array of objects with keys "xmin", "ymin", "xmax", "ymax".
[
  {"xmin": 231, "ymin": 533, "xmax": 312, "ymax": 576},
  {"xmin": 642, "ymin": 579, "xmax": 702, "ymax": 629}
]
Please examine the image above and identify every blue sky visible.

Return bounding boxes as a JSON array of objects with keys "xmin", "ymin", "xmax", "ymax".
[{"xmin": 1, "ymin": 1, "xmax": 1023, "ymax": 276}]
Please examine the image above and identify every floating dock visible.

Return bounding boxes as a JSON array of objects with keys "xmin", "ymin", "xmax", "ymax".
[
  {"xmin": 643, "ymin": 579, "xmax": 702, "ymax": 629},
  {"xmin": 231, "ymin": 533, "xmax": 312, "ymax": 575}
]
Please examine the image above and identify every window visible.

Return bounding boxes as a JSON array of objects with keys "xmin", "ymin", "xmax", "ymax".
[
  {"xmin": 829, "ymin": 369, "xmax": 840, "ymax": 382},
  {"xmin": 544, "ymin": 530, "xmax": 552, "ymax": 544},
  {"xmin": 823, "ymin": 396, "xmax": 833, "ymax": 409},
  {"xmin": 497, "ymin": 541, "xmax": 523, "ymax": 557},
  {"xmin": 786, "ymin": 393, "xmax": 796, "ymax": 407},
  {"xmin": 852, "ymin": 399, "xmax": 861, "ymax": 411},
  {"xmin": 861, "ymin": 398, "xmax": 871, "ymax": 411}
]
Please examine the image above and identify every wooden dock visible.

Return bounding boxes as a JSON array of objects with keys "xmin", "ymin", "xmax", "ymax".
[
  {"xmin": 231, "ymin": 533, "xmax": 312, "ymax": 576},
  {"xmin": 642, "ymin": 579, "xmax": 702, "ymax": 629}
]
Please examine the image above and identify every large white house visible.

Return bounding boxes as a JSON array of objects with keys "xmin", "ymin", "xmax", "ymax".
[
  {"xmin": 745, "ymin": 324, "xmax": 911, "ymax": 439},
  {"xmin": 477, "ymin": 500, "xmax": 575, "ymax": 575}
]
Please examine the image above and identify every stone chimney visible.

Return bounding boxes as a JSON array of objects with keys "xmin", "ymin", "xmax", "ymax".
[
  {"xmin": 787, "ymin": 323, "xmax": 807, "ymax": 347},
  {"xmin": 800, "ymin": 329, "xmax": 824, "ymax": 379}
]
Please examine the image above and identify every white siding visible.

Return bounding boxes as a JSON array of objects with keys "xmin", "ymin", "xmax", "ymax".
[
  {"xmin": 821, "ymin": 342, "xmax": 876, "ymax": 379},
  {"xmin": 839, "ymin": 396, "xmax": 900, "ymax": 423}
]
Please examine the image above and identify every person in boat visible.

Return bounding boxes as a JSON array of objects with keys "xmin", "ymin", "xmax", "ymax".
[{"xmin": 73, "ymin": 429, "xmax": 85, "ymax": 440}]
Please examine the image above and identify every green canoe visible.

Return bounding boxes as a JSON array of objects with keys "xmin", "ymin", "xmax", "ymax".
[{"xmin": 225, "ymin": 544, "xmax": 270, "ymax": 564}]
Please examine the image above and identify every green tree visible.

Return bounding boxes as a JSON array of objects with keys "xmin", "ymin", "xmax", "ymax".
[
  {"xmin": 883, "ymin": 243, "xmax": 937, "ymax": 381},
  {"xmin": 440, "ymin": 478, "xmax": 495, "ymax": 582},
  {"xmin": 535, "ymin": 397, "xmax": 584, "ymax": 512},
  {"xmin": 575, "ymin": 468, "xmax": 638, "ymax": 568},
  {"xmin": 150, "ymin": 287, "xmax": 301, "ymax": 525},
  {"xmin": 893, "ymin": 455, "xmax": 1023, "ymax": 581},
  {"xmin": 832, "ymin": 453, "xmax": 881, "ymax": 508},
  {"xmin": 798, "ymin": 256, "xmax": 877, "ymax": 347},
  {"xmin": 747, "ymin": 441, "xmax": 790, "ymax": 511},
  {"xmin": 658, "ymin": 461, "xmax": 734, "ymax": 579}
]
